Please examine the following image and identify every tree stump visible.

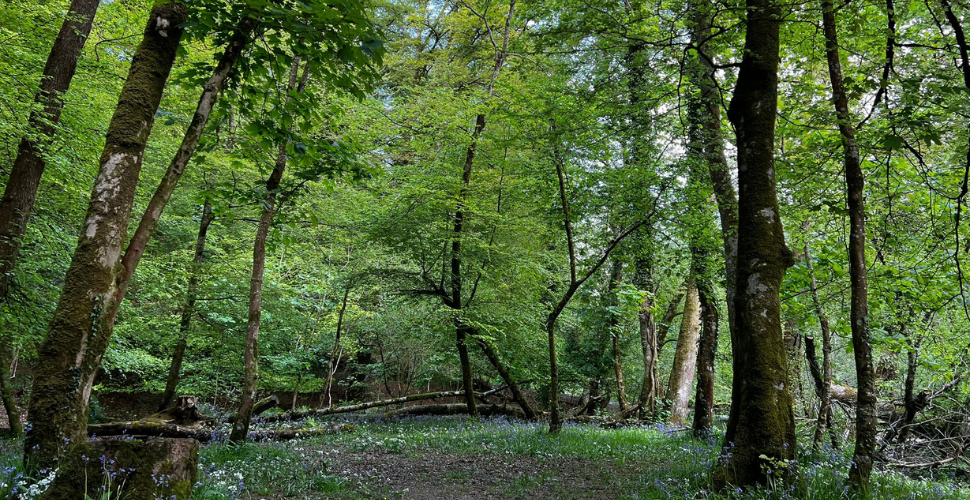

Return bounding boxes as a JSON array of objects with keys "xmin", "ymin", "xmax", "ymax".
[{"xmin": 39, "ymin": 436, "xmax": 198, "ymax": 499}]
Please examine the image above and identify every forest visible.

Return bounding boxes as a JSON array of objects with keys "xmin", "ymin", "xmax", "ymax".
[{"xmin": 2, "ymin": 0, "xmax": 970, "ymax": 498}]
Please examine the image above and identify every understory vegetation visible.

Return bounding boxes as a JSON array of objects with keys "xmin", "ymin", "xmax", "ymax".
[{"xmin": 5, "ymin": 416, "xmax": 969, "ymax": 499}]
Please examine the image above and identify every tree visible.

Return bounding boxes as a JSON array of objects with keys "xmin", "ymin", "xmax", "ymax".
[
  {"xmin": 0, "ymin": 0, "xmax": 101, "ymax": 438},
  {"xmin": 713, "ymin": 0, "xmax": 797, "ymax": 486},
  {"xmin": 157, "ymin": 198, "xmax": 215, "ymax": 412},
  {"xmin": 25, "ymin": 1, "xmax": 188, "ymax": 472},
  {"xmin": 666, "ymin": 277, "xmax": 699, "ymax": 425},
  {"xmin": 230, "ymin": 55, "xmax": 307, "ymax": 443}
]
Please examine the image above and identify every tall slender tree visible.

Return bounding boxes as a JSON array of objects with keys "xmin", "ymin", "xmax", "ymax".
[
  {"xmin": 157, "ymin": 199, "xmax": 215, "ymax": 412},
  {"xmin": 230, "ymin": 55, "xmax": 307, "ymax": 442},
  {"xmin": 820, "ymin": 0, "xmax": 874, "ymax": 487},
  {"xmin": 666, "ymin": 276, "xmax": 700, "ymax": 425}
]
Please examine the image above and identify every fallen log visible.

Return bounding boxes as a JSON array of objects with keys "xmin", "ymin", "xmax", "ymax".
[
  {"xmin": 88, "ymin": 421, "xmax": 216, "ymax": 442},
  {"xmin": 383, "ymin": 403, "xmax": 526, "ymax": 419},
  {"xmin": 259, "ymin": 390, "xmax": 486, "ymax": 423},
  {"xmin": 248, "ymin": 423, "xmax": 356, "ymax": 441}
]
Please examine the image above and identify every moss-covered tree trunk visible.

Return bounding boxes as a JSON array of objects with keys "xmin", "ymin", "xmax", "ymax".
[
  {"xmin": 686, "ymin": 0, "xmax": 736, "ymax": 443},
  {"xmin": 667, "ymin": 278, "xmax": 700, "ymax": 425},
  {"xmin": 0, "ymin": 0, "xmax": 100, "ymax": 298},
  {"xmin": 158, "ymin": 200, "xmax": 214, "ymax": 412},
  {"xmin": 38, "ymin": 437, "xmax": 198, "ymax": 500},
  {"xmin": 230, "ymin": 56, "xmax": 304, "ymax": 442},
  {"xmin": 0, "ymin": 0, "xmax": 101, "ymax": 438},
  {"xmin": 714, "ymin": 0, "xmax": 796, "ymax": 486},
  {"xmin": 23, "ymin": 2, "xmax": 187, "ymax": 473},
  {"xmin": 0, "ymin": 347, "xmax": 19, "ymax": 437}
]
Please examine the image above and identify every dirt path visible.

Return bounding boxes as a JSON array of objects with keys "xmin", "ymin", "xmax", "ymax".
[{"xmin": 318, "ymin": 449, "xmax": 626, "ymax": 500}]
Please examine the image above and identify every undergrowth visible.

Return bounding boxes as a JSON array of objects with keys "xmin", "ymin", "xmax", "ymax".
[{"xmin": 1, "ymin": 415, "xmax": 968, "ymax": 499}]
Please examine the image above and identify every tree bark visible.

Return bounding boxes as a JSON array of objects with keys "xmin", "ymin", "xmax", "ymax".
[
  {"xmin": 714, "ymin": 0, "xmax": 796, "ymax": 486},
  {"xmin": 157, "ymin": 201, "xmax": 214, "ymax": 412},
  {"xmin": 23, "ymin": 2, "xmax": 187, "ymax": 473},
  {"xmin": 656, "ymin": 282, "xmax": 687, "ymax": 351},
  {"xmin": 0, "ymin": 0, "xmax": 101, "ymax": 438},
  {"xmin": 0, "ymin": 346, "xmax": 20, "ymax": 437},
  {"xmin": 229, "ymin": 56, "xmax": 304, "ymax": 442},
  {"xmin": 819, "ymin": 0, "xmax": 874, "ymax": 487},
  {"xmin": 667, "ymin": 278, "xmax": 700, "ymax": 425}
]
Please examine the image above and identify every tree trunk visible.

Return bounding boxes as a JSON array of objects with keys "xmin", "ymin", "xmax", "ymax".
[
  {"xmin": 325, "ymin": 284, "xmax": 351, "ymax": 408},
  {"xmin": 23, "ymin": 2, "xmax": 187, "ymax": 473},
  {"xmin": 450, "ymin": 111, "xmax": 485, "ymax": 418},
  {"xmin": 656, "ymin": 283, "xmax": 687, "ymax": 351},
  {"xmin": 804, "ymin": 238, "xmax": 838, "ymax": 450},
  {"xmin": 0, "ymin": 0, "xmax": 101, "ymax": 438},
  {"xmin": 693, "ymin": 274, "xmax": 718, "ymax": 436},
  {"xmin": 667, "ymin": 279, "xmax": 700, "ymax": 425},
  {"xmin": 229, "ymin": 57, "xmax": 304, "ymax": 443},
  {"xmin": 897, "ymin": 339, "xmax": 919, "ymax": 442},
  {"xmin": 476, "ymin": 338, "xmax": 537, "ymax": 419},
  {"xmin": 633, "ymin": 256, "xmax": 658, "ymax": 415},
  {"xmin": 447, "ymin": 0, "xmax": 515, "ymax": 419},
  {"xmin": 107, "ymin": 16, "xmax": 259, "ymax": 328},
  {"xmin": 0, "ymin": 346, "xmax": 20, "ymax": 437},
  {"xmin": 261, "ymin": 390, "xmax": 484, "ymax": 423},
  {"xmin": 714, "ymin": 0, "xmax": 796, "ymax": 486},
  {"xmin": 0, "ymin": 0, "xmax": 100, "ymax": 298},
  {"xmin": 157, "ymin": 201, "xmax": 214, "ymax": 412},
  {"xmin": 819, "ymin": 0, "xmax": 874, "ymax": 487},
  {"xmin": 606, "ymin": 258, "xmax": 628, "ymax": 412},
  {"xmin": 688, "ymin": 0, "xmax": 738, "ymax": 341}
]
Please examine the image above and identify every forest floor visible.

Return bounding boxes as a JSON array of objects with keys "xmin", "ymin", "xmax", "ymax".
[
  {"xmin": 189, "ymin": 415, "xmax": 970, "ymax": 500},
  {"xmin": 3, "ymin": 413, "xmax": 970, "ymax": 499}
]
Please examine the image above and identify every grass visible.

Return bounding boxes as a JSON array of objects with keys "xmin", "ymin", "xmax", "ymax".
[{"xmin": 0, "ymin": 415, "xmax": 968, "ymax": 499}]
